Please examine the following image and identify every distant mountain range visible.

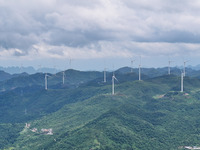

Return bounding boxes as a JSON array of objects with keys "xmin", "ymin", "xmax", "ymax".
[
  {"xmin": 0, "ymin": 66, "xmax": 61, "ymax": 74},
  {"xmin": 188, "ymin": 64, "xmax": 200, "ymax": 70},
  {"xmin": 1, "ymin": 64, "xmax": 200, "ymax": 74}
]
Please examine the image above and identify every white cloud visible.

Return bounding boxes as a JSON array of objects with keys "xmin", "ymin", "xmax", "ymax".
[
  {"xmin": 1, "ymin": 41, "xmax": 200, "ymax": 61},
  {"xmin": 1, "ymin": 0, "xmax": 200, "ymax": 69}
]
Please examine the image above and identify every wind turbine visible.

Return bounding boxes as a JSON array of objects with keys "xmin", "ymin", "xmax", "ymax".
[
  {"xmin": 139, "ymin": 56, "xmax": 141, "ymax": 81},
  {"xmin": 181, "ymin": 71, "xmax": 184, "ymax": 92},
  {"xmin": 104, "ymin": 68, "xmax": 106, "ymax": 83},
  {"xmin": 45, "ymin": 73, "xmax": 50, "ymax": 90},
  {"xmin": 131, "ymin": 59, "xmax": 135, "ymax": 73},
  {"xmin": 168, "ymin": 60, "xmax": 173, "ymax": 75},
  {"xmin": 62, "ymin": 71, "xmax": 65, "ymax": 84},
  {"xmin": 112, "ymin": 72, "xmax": 118, "ymax": 95},
  {"xmin": 183, "ymin": 60, "xmax": 190, "ymax": 77}
]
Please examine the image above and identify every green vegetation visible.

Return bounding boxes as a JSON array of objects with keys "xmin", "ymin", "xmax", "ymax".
[
  {"xmin": 0, "ymin": 123, "xmax": 23, "ymax": 149},
  {"xmin": 1, "ymin": 69, "xmax": 200, "ymax": 149}
]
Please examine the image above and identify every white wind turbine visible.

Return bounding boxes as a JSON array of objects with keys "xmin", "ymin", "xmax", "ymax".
[
  {"xmin": 168, "ymin": 60, "xmax": 174, "ymax": 75},
  {"xmin": 104, "ymin": 68, "xmax": 106, "ymax": 83},
  {"xmin": 131, "ymin": 59, "xmax": 135, "ymax": 73},
  {"xmin": 112, "ymin": 72, "xmax": 118, "ymax": 95},
  {"xmin": 62, "ymin": 71, "xmax": 65, "ymax": 84},
  {"xmin": 45, "ymin": 73, "xmax": 50, "ymax": 90},
  {"xmin": 181, "ymin": 71, "xmax": 184, "ymax": 92},
  {"xmin": 183, "ymin": 60, "xmax": 190, "ymax": 77}
]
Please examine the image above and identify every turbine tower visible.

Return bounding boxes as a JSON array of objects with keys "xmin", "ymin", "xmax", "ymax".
[
  {"xmin": 139, "ymin": 64, "xmax": 141, "ymax": 81},
  {"xmin": 181, "ymin": 72, "xmax": 184, "ymax": 92},
  {"xmin": 62, "ymin": 71, "xmax": 65, "ymax": 84},
  {"xmin": 45, "ymin": 73, "xmax": 49, "ymax": 90},
  {"xmin": 183, "ymin": 60, "xmax": 190, "ymax": 77},
  {"xmin": 104, "ymin": 68, "xmax": 106, "ymax": 83},
  {"xmin": 112, "ymin": 72, "xmax": 118, "ymax": 95},
  {"xmin": 168, "ymin": 60, "xmax": 173, "ymax": 75},
  {"xmin": 131, "ymin": 59, "xmax": 135, "ymax": 73}
]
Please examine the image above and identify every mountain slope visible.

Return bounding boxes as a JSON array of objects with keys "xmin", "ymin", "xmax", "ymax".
[
  {"xmin": 21, "ymin": 79, "xmax": 200, "ymax": 150},
  {"xmin": 0, "ymin": 70, "xmax": 12, "ymax": 81},
  {"xmin": 9, "ymin": 79, "xmax": 172, "ymax": 149},
  {"xmin": 2, "ymin": 72, "xmax": 200, "ymax": 149},
  {"xmin": 0, "ymin": 69, "xmax": 103, "ymax": 92}
]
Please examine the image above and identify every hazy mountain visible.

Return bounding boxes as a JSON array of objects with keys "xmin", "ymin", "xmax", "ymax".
[
  {"xmin": 0, "ymin": 70, "xmax": 12, "ymax": 81},
  {"xmin": 188, "ymin": 64, "xmax": 200, "ymax": 70},
  {"xmin": 0, "ymin": 66, "xmax": 61, "ymax": 74}
]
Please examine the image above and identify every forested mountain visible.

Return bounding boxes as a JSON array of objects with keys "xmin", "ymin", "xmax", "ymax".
[
  {"xmin": 0, "ymin": 69, "xmax": 102, "ymax": 92},
  {"xmin": 0, "ymin": 70, "xmax": 12, "ymax": 81},
  {"xmin": 1, "ymin": 67, "xmax": 200, "ymax": 149}
]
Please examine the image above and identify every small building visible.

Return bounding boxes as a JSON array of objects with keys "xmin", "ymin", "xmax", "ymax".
[
  {"xmin": 25, "ymin": 123, "xmax": 31, "ymax": 128},
  {"xmin": 41, "ymin": 128, "xmax": 53, "ymax": 135},
  {"xmin": 31, "ymin": 128, "xmax": 38, "ymax": 133}
]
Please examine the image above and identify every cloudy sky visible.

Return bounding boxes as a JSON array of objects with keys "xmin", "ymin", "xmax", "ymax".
[{"xmin": 1, "ymin": 0, "xmax": 200, "ymax": 70}]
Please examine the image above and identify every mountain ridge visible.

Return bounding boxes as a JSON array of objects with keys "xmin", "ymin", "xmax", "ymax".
[{"xmin": 1, "ymin": 67, "xmax": 200, "ymax": 149}]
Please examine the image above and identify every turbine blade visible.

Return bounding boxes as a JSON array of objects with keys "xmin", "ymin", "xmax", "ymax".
[{"xmin": 114, "ymin": 76, "xmax": 119, "ymax": 82}]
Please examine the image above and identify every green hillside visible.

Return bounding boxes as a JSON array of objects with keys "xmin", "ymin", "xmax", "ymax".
[
  {"xmin": 9, "ymin": 80, "xmax": 167, "ymax": 150},
  {"xmin": 1, "ymin": 69, "xmax": 200, "ymax": 149},
  {"xmin": 0, "ymin": 69, "xmax": 102, "ymax": 92},
  {"xmin": 5, "ymin": 76, "xmax": 200, "ymax": 149}
]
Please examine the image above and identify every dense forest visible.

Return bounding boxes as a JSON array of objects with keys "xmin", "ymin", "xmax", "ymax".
[{"xmin": 0, "ymin": 67, "xmax": 200, "ymax": 149}]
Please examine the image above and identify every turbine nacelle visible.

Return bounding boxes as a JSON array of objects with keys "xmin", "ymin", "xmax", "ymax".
[{"xmin": 112, "ymin": 75, "xmax": 118, "ymax": 82}]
